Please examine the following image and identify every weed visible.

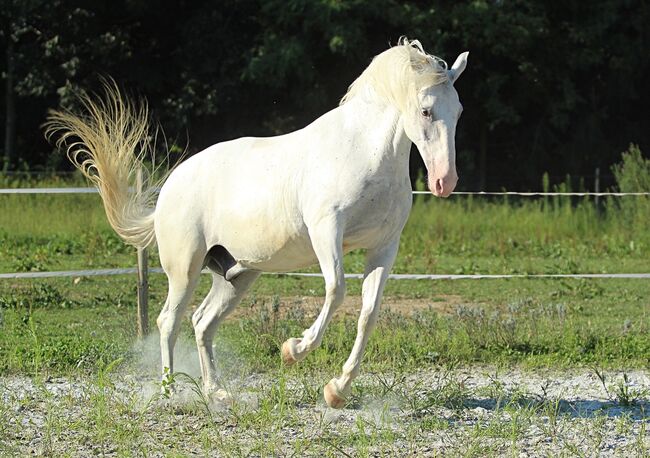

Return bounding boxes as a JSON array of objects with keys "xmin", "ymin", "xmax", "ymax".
[
  {"xmin": 172, "ymin": 371, "xmax": 214, "ymax": 418},
  {"xmin": 160, "ymin": 366, "xmax": 174, "ymax": 399},
  {"xmin": 538, "ymin": 396, "xmax": 564, "ymax": 440},
  {"xmin": 593, "ymin": 367, "xmax": 648, "ymax": 406}
]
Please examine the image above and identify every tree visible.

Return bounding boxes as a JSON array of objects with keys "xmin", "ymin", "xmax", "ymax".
[
  {"xmin": 419, "ymin": 0, "xmax": 650, "ymax": 189},
  {"xmin": 1, "ymin": 0, "xmax": 648, "ymax": 187},
  {"xmin": 0, "ymin": 0, "xmax": 135, "ymax": 170}
]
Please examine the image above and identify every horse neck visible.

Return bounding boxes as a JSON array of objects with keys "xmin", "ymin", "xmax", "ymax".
[{"xmin": 340, "ymin": 96, "xmax": 412, "ymax": 171}]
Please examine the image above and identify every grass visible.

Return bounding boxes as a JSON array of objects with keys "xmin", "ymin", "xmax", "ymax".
[
  {"xmin": 0, "ymin": 173, "xmax": 648, "ymax": 373},
  {"xmin": 1, "ymin": 170, "xmax": 649, "ymax": 275},
  {"xmin": 0, "ymin": 165, "xmax": 649, "ymax": 455},
  {"xmin": 0, "ymin": 273, "xmax": 648, "ymax": 376}
]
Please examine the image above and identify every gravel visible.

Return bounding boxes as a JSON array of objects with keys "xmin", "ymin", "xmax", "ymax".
[{"xmin": 1, "ymin": 367, "xmax": 648, "ymax": 456}]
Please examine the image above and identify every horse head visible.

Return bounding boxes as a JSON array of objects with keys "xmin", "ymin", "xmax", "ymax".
[{"xmin": 402, "ymin": 51, "xmax": 468, "ymax": 197}]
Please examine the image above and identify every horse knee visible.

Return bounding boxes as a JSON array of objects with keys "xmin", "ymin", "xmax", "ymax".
[{"xmin": 326, "ymin": 281, "xmax": 346, "ymax": 305}]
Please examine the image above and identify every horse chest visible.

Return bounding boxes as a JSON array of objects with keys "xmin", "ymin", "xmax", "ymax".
[{"xmin": 339, "ymin": 179, "xmax": 412, "ymax": 250}]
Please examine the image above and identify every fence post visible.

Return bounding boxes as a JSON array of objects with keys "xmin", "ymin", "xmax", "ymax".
[{"xmin": 136, "ymin": 168, "xmax": 149, "ymax": 337}]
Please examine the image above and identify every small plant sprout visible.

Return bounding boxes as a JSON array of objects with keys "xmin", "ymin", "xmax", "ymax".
[{"xmin": 593, "ymin": 368, "xmax": 647, "ymax": 407}]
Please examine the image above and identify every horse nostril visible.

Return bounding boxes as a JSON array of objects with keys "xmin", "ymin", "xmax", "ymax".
[{"xmin": 435, "ymin": 178, "xmax": 444, "ymax": 195}]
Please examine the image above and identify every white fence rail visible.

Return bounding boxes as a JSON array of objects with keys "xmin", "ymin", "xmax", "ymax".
[
  {"xmin": 416, "ymin": 191, "xmax": 650, "ymax": 196},
  {"xmin": 2, "ymin": 187, "xmax": 650, "ymax": 196},
  {"xmin": 1, "ymin": 268, "xmax": 649, "ymax": 281},
  {"xmin": 0, "ymin": 187, "xmax": 100, "ymax": 194}
]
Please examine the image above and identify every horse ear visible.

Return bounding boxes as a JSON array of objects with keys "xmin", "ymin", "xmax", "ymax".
[{"xmin": 449, "ymin": 52, "xmax": 469, "ymax": 84}]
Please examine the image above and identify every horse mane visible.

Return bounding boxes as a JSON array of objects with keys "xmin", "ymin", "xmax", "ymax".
[{"xmin": 340, "ymin": 37, "xmax": 448, "ymax": 111}]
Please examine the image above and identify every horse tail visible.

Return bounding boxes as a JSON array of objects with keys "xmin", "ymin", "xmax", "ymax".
[{"xmin": 44, "ymin": 81, "xmax": 168, "ymax": 249}]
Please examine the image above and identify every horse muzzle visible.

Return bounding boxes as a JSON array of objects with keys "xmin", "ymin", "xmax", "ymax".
[{"xmin": 429, "ymin": 173, "xmax": 458, "ymax": 198}]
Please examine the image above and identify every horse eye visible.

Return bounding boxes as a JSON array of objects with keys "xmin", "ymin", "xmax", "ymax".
[{"xmin": 421, "ymin": 109, "xmax": 431, "ymax": 118}]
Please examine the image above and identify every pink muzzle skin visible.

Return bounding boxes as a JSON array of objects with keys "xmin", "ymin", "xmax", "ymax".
[{"xmin": 429, "ymin": 174, "xmax": 458, "ymax": 198}]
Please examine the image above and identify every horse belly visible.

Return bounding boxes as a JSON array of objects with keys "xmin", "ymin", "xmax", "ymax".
[{"xmin": 215, "ymin": 215, "xmax": 317, "ymax": 272}]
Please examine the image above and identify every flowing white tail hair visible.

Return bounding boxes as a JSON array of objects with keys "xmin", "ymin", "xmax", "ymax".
[{"xmin": 44, "ymin": 81, "xmax": 170, "ymax": 248}]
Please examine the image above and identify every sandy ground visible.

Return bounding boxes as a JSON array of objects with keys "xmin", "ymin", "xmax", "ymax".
[
  {"xmin": 1, "ymin": 295, "xmax": 647, "ymax": 456},
  {"xmin": 1, "ymin": 366, "xmax": 648, "ymax": 457}
]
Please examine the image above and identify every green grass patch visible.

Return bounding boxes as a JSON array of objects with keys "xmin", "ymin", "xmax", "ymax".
[
  {"xmin": 0, "ymin": 165, "xmax": 649, "ymax": 375},
  {"xmin": 0, "ymin": 274, "xmax": 647, "ymax": 376}
]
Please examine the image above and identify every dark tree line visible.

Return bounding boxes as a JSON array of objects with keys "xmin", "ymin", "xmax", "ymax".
[{"xmin": 1, "ymin": 0, "xmax": 648, "ymax": 190}]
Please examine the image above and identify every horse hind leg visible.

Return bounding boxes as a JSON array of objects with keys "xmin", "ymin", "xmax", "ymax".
[
  {"xmin": 157, "ymin": 249, "xmax": 204, "ymax": 388},
  {"xmin": 192, "ymin": 269, "xmax": 260, "ymax": 395}
]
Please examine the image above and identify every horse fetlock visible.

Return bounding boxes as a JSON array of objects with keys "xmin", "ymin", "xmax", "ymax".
[
  {"xmin": 324, "ymin": 378, "xmax": 349, "ymax": 409},
  {"xmin": 341, "ymin": 360, "xmax": 362, "ymax": 379},
  {"xmin": 281, "ymin": 338, "xmax": 305, "ymax": 365}
]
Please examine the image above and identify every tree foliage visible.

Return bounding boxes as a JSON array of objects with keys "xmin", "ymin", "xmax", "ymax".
[{"xmin": 1, "ymin": 0, "xmax": 648, "ymax": 189}]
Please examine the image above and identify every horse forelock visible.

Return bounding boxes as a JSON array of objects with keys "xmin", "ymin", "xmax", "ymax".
[{"xmin": 340, "ymin": 38, "xmax": 449, "ymax": 111}]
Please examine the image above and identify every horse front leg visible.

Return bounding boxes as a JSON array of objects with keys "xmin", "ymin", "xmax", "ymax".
[
  {"xmin": 281, "ymin": 217, "xmax": 346, "ymax": 365},
  {"xmin": 323, "ymin": 240, "xmax": 399, "ymax": 408}
]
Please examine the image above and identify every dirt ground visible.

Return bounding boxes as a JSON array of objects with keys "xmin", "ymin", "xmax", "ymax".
[
  {"xmin": 226, "ymin": 294, "xmax": 464, "ymax": 320},
  {"xmin": 2, "ymin": 366, "xmax": 647, "ymax": 456},
  {"xmin": 1, "ymin": 297, "xmax": 647, "ymax": 456}
]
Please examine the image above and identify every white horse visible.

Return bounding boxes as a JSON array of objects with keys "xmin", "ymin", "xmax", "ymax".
[{"xmin": 46, "ymin": 38, "xmax": 468, "ymax": 408}]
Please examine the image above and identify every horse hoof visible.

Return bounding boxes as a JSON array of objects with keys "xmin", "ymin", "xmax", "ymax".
[
  {"xmin": 281, "ymin": 338, "xmax": 301, "ymax": 365},
  {"xmin": 212, "ymin": 388, "xmax": 234, "ymax": 405},
  {"xmin": 324, "ymin": 379, "xmax": 347, "ymax": 409}
]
